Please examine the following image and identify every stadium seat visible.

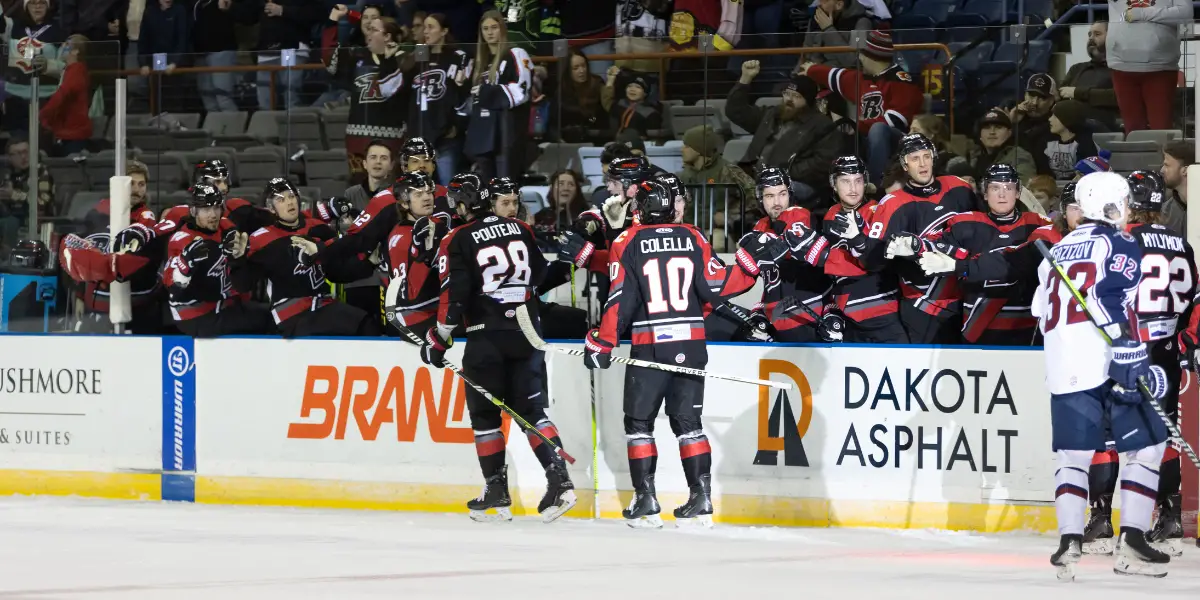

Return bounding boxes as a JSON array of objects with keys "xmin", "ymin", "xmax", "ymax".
[
  {"xmin": 948, "ymin": 41, "xmax": 994, "ymax": 73},
  {"xmin": 246, "ymin": 111, "xmax": 284, "ymax": 143},
  {"xmin": 578, "ymin": 146, "xmax": 605, "ymax": 187},
  {"xmin": 1008, "ymin": 0, "xmax": 1054, "ymax": 22},
  {"xmin": 143, "ymin": 153, "xmax": 190, "ymax": 190},
  {"xmin": 644, "ymin": 144, "xmax": 684, "ymax": 174},
  {"xmin": 90, "ymin": 116, "xmax": 109, "ymax": 141},
  {"xmin": 531, "ymin": 142, "xmax": 587, "ymax": 174},
  {"xmin": 892, "ymin": 15, "xmax": 939, "ymax": 46},
  {"xmin": 128, "ymin": 126, "xmax": 176, "ymax": 152},
  {"xmin": 201, "ymin": 111, "xmax": 249, "ymax": 136},
  {"xmin": 44, "ymin": 157, "xmax": 88, "ymax": 192},
  {"xmin": 1125, "ymin": 129, "xmax": 1182, "ymax": 145},
  {"xmin": 723, "ymin": 137, "xmax": 752, "ymax": 164},
  {"xmin": 1092, "ymin": 132, "xmax": 1125, "ymax": 150},
  {"xmin": 66, "ymin": 190, "xmax": 107, "ymax": 220},
  {"xmin": 304, "ymin": 149, "xmax": 349, "ymax": 199},
  {"xmin": 320, "ymin": 108, "xmax": 349, "ymax": 148},
  {"xmin": 953, "ymin": 0, "xmax": 1006, "ymax": 24},
  {"xmin": 274, "ymin": 110, "xmax": 326, "ymax": 152},
  {"xmin": 236, "ymin": 148, "xmax": 286, "ymax": 189},
  {"xmin": 520, "ymin": 188, "xmax": 548, "ymax": 217},
  {"xmin": 168, "ymin": 130, "xmax": 213, "ymax": 151},
  {"xmin": 668, "ymin": 105, "xmax": 725, "ymax": 140},
  {"xmin": 228, "ymin": 187, "xmax": 261, "ymax": 201},
  {"xmin": 909, "ymin": 0, "xmax": 956, "ymax": 22},
  {"xmin": 81, "ymin": 150, "xmax": 141, "ymax": 190}
]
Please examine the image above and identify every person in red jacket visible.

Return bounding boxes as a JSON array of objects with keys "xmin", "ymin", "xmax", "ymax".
[{"xmin": 39, "ymin": 34, "xmax": 92, "ymax": 156}]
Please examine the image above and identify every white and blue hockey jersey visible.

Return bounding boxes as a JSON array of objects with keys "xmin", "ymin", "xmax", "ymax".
[{"xmin": 1032, "ymin": 223, "xmax": 1143, "ymax": 394}]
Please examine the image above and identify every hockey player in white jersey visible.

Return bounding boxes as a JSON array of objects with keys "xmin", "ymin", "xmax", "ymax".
[{"xmin": 1033, "ymin": 171, "xmax": 1172, "ymax": 580}]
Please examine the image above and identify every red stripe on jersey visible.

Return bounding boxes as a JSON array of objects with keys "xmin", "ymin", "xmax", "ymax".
[
  {"xmin": 272, "ymin": 295, "xmax": 335, "ymax": 325},
  {"xmin": 172, "ymin": 300, "xmax": 222, "ymax": 321}
]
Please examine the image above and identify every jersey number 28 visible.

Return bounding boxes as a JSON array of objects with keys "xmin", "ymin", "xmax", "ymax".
[{"xmin": 477, "ymin": 241, "xmax": 531, "ymax": 293}]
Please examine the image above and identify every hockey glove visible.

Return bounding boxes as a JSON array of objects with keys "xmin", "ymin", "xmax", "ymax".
[
  {"xmin": 735, "ymin": 305, "xmax": 776, "ymax": 342},
  {"xmin": 573, "ymin": 213, "xmax": 603, "ymax": 238},
  {"xmin": 828, "ymin": 210, "xmax": 868, "ymax": 254},
  {"xmin": 1108, "ymin": 336, "xmax": 1152, "ymax": 392},
  {"xmin": 113, "ymin": 223, "xmax": 152, "ymax": 254},
  {"xmin": 781, "ymin": 225, "xmax": 830, "ymax": 267},
  {"xmin": 735, "ymin": 232, "xmax": 788, "ymax": 276},
  {"xmin": 919, "ymin": 250, "xmax": 960, "ymax": 276},
  {"xmin": 291, "ymin": 236, "xmax": 319, "ymax": 266},
  {"xmin": 817, "ymin": 305, "xmax": 847, "ymax": 342},
  {"xmin": 421, "ymin": 324, "xmax": 454, "ymax": 368},
  {"xmin": 412, "ymin": 216, "xmax": 448, "ymax": 266},
  {"xmin": 583, "ymin": 329, "xmax": 613, "ymax": 370},
  {"xmin": 556, "ymin": 230, "xmax": 596, "ymax": 268},
  {"xmin": 1112, "ymin": 365, "xmax": 1169, "ymax": 405},
  {"xmin": 222, "ymin": 229, "xmax": 248, "ymax": 259},
  {"xmin": 884, "ymin": 234, "xmax": 919, "ymax": 259},
  {"xmin": 602, "ymin": 195, "xmax": 630, "ymax": 229},
  {"xmin": 316, "ymin": 196, "xmax": 359, "ymax": 222}
]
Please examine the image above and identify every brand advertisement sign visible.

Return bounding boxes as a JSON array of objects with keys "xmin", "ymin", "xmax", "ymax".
[{"xmin": 0, "ymin": 335, "xmax": 161, "ymax": 472}]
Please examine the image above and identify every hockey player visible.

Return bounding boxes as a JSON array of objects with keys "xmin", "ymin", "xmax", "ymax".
[
  {"xmin": 399, "ymin": 137, "xmax": 451, "ymax": 200},
  {"xmin": 915, "ymin": 164, "xmax": 1052, "ymax": 345},
  {"xmin": 420, "ymin": 172, "xmax": 577, "ymax": 524},
  {"xmin": 1033, "ymin": 171, "xmax": 1173, "ymax": 578},
  {"xmin": 241, "ymin": 178, "xmax": 382, "ymax": 337},
  {"xmin": 1083, "ymin": 170, "xmax": 1195, "ymax": 557},
  {"xmin": 485, "ymin": 176, "xmax": 525, "ymax": 221},
  {"xmin": 582, "ymin": 180, "xmax": 728, "ymax": 528},
  {"xmin": 162, "ymin": 183, "xmax": 274, "ymax": 337}
]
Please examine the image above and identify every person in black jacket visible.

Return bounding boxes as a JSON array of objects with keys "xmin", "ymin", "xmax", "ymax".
[
  {"xmin": 465, "ymin": 10, "xmax": 533, "ymax": 181},
  {"xmin": 248, "ymin": 0, "xmax": 322, "ymax": 109},
  {"xmin": 408, "ymin": 12, "xmax": 470, "ymax": 186},
  {"xmin": 192, "ymin": 0, "xmax": 255, "ymax": 112}
]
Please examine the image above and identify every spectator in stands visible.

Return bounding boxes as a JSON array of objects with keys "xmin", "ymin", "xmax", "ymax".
[
  {"xmin": 1026, "ymin": 174, "xmax": 1059, "ymax": 214},
  {"xmin": 533, "ymin": 169, "xmax": 588, "ymax": 250},
  {"xmin": 39, "ymin": 34, "xmax": 91, "ymax": 157},
  {"xmin": 192, "ymin": 0, "xmax": 252, "ymax": 113},
  {"xmin": 1107, "ymin": 0, "xmax": 1191, "ymax": 133},
  {"xmin": 909, "ymin": 114, "xmax": 966, "ymax": 176},
  {"xmin": 251, "ymin": 0, "xmax": 322, "ymax": 110},
  {"xmin": 602, "ymin": 68, "xmax": 662, "ymax": 137},
  {"xmin": 727, "ymin": 61, "xmax": 840, "ymax": 203},
  {"xmin": 1004, "ymin": 73, "xmax": 1056, "ymax": 174},
  {"xmin": 0, "ymin": 136, "xmax": 54, "ymax": 251},
  {"xmin": 2, "ymin": 0, "xmax": 65, "ymax": 133},
  {"xmin": 1042, "ymin": 100, "xmax": 1098, "ymax": 180},
  {"xmin": 945, "ymin": 161, "xmax": 975, "ymax": 190},
  {"xmin": 677, "ymin": 124, "xmax": 755, "ymax": 249},
  {"xmin": 137, "ymin": 0, "xmax": 188, "ymax": 76},
  {"xmin": 590, "ymin": 141, "xmax": 635, "ymax": 207},
  {"xmin": 815, "ymin": 89, "xmax": 856, "ymax": 149},
  {"xmin": 968, "ymin": 109, "xmax": 1036, "ymax": 185},
  {"xmin": 557, "ymin": 50, "xmax": 605, "ymax": 143},
  {"xmin": 407, "ymin": 13, "xmax": 470, "ymax": 186},
  {"xmin": 1160, "ymin": 140, "xmax": 1191, "ymax": 234},
  {"xmin": 1058, "ymin": 20, "xmax": 1118, "ymax": 131},
  {"xmin": 410, "ymin": 9, "xmax": 428, "ymax": 42},
  {"xmin": 1074, "ymin": 153, "xmax": 1111, "ymax": 180},
  {"xmin": 344, "ymin": 140, "xmax": 395, "ymax": 208},
  {"xmin": 799, "ymin": 0, "xmax": 873, "ymax": 69},
  {"xmin": 60, "ymin": 0, "xmax": 126, "ymax": 53},
  {"xmin": 465, "ymin": 10, "xmax": 534, "ymax": 181}
]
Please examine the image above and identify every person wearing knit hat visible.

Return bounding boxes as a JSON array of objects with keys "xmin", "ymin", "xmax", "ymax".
[
  {"xmin": 605, "ymin": 67, "xmax": 662, "ymax": 137},
  {"xmin": 860, "ymin": 30, "xmax": 895, "ymax": 64},
  {"xmin": 677, "ymin": 125, "xmax": 756, "ymax": 232},
  {"xmin": 682, "ymin": 125, "xmax": 722, "ymax": 163},
  {"xmin": 1074, "ymin": 152, "xmax": 1112, "ymax": 179},
  {"xmin": 1043, "ymin": 99, "xmax": 1098, "ymax": 180}
]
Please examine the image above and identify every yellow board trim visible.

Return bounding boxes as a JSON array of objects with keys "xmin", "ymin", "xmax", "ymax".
[{"xmin": 0, "ymin": 470, "xmax": 160, "ymax": 501}]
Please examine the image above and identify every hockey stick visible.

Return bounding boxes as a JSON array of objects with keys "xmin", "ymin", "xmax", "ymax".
[
  {"xmin": 1034, "ymin": 240, "xmax": 1200, "ymax": 470},
  {"xmin": 570, "ymin": 263, "xmax": 577, "ymax": 309},
  {"xmin": 514, "ymin": 304, "xmax": 792, "ymax": 390},
  {"xmin": 383, "ymin": 303, "xmax": 577, "ymax": 465}
]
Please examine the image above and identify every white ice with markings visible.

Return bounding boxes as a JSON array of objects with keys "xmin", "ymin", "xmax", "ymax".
[{"xmin": 2, "ymin": 497, "xmax": 1200, "ymax": 599}]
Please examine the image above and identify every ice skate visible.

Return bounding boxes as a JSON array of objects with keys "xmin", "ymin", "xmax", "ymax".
[
  {"xmin": 622, "ymin": 475, "xmax": 663, "ymax": 529},
  {"xmin": 1114, "ymin": 528, "xmax": 1169, "ymax": 578},
  {"xmin": 1082, "ymin": 494, "xmax": 1114, "ymax": 555},
  {"xmin": 673, "ymin": 473, "xmax": 713, "ymax": 528},
  {"xmin": 1050, "ymin": 534, "xmax": 1082, "ymax": 582},
  {"xmin": 467, "ymin": 467, "xmax": 512, "ymax": 522},
  {"xmin": 1148, "ymin": 493, "xmax": 1184, "ymax": 557},
  {"xmin": 537, "ymin": 462, "xmax": 576, "ymax": 524}
]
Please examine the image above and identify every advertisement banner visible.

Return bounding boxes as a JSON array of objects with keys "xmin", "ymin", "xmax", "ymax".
[
  {"xmin": 193, "ymin": 338, "xmax": 595, "ymax": 515},
  {"xmin": 0, "ymin": 335, "xmax": 162, "ymax": 473},
  {"xmin": 161, "ymin": 336, "xmax": 196, "ymax": 502}
]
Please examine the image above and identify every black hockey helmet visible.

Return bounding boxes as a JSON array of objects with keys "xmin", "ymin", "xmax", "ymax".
[
  {"xmin": 487, "ymin": 176, "xmax": 521, "ymax": 200},
  {"xmin": 982, "ymin": 163, "xmax": 1021, "ymax": 190},
  {"xmin": 654, "ymin": 172, "xmax": 687, "ymax": 202},
  {"xmin": 897, "ymin": 133, "xmax": 938, "ymax": 161},
  {"xmin": 634, "ymin": 180, "xmax": 675, "ymax": 225},
  {"xmin": 193, "ymin": 159, "xmax": 229, "ymax": 183},
  {"xmin": 755, "ymin": 167, "xmax": 790, "ymax": 204},
  {"xmin": 1059, "ymin": 181, "xmax": 1079, "ymax": 214},
  {"xmin": 401, "ymin": 136, "xmax": 437, "ymax": 163},
  {"xmin": 447, "ymin": 172, "xmax": 485, "ymax": 210},
  {"xmin": 607, "ymin": 156, "xmax": 651, "ymax": 187},
  {"xmin": 8, "ymin": 239, "xmax": 48, "ymax": 270},
  {"xmin": 393, "ymin": 170, "xmax": 436, "ymax": 196},
  {"xmin": 191, "ymin": 182, "xmax": 225, "ymax": 207},
  {"xmin": 1127, "ymin": 170, "xmax": 1166, "ymax": 213},
  {"xmin": 261, "ymin": 177, "xmax": 298, "ymax": 205},
  {"xmin": 828, "ymin": 155, "xmax": 867, "ymax": 186}
]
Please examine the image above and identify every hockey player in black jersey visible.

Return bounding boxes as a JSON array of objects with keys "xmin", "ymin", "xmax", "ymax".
[
  {"xmin": 420, "ymin": 178, "xmax": 577, "ymax": 523},
  {"xmin": 583, "ymin": 180, "xmax": 728, "ymax": 529}
]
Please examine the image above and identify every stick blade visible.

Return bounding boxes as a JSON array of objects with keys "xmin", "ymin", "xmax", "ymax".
[{"xmin": 515, "ymin": 303, "xmax": 550, "ymax": 350}]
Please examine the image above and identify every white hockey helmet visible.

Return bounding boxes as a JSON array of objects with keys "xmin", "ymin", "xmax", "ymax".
[{"xmin": 1075, "ymin": 171, "xmax": 1131, "ymax": 226}]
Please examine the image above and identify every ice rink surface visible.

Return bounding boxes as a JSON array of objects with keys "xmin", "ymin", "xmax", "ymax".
[{"xmin": 3, "ymin": 498, "xmax": 1200, "ymax": 599}]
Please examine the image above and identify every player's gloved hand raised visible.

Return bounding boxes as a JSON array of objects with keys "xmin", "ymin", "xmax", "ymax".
[
  {"xmin": 180, "ymin": 237, "xmax": 211, "ymax": 269},
  {"xmin": 735, "ymin": 232, "xmax": 787, "ymax": 276},
  {"xmin": 572, "ymin": 213, "xmax": 603, "ymax": 238},
  {"xmin": 316, "ymin": 196, "xmax": 359, "ymax": 222},
  {"xmin": 602, "ymin": 196, "xmax": 629, "ymax": 229},
  {"xmin": 222, "ymin": 229, "xmax": 248, "ymax": 258},
  {"xmin": 412, "ymin": 216, "xmax": 448, "ymax": 265},
  {"xmin": 828, "ymin": 210, "xmax": 868, "ymax": 254},
  {"xmin": 113, "ymin": 224, "xmax": 151, "ymax": 254},
  {"xmin": 421, "ymin": 324, "xmax": 454, "ymax": 368},
  {"xmin": 1108, "ymin": 335, "xmax": 1152, "ymax": 393},
  {"xmin": 781, "ymin": 225, "xmax": 830, "ymax": 266},
  {"xmin": 885, "ymin": 233, "xmax": 919, "ymax": 259},
  {"xmin": 291, "ymin": 236, "xmax": 319, "ymax": 266},
  {"xmin": 583, "ymin": 329, "xmax": 613, "ymax": 370},
  {"xmin": 556, "ymin": 230, "xmax": 595, "ymax": 268},
  {"xmin": 1112, "ymin": 365, "xmax": 1169, "ymax": 404},
  {"xmin": 919, "ymin": 250, "xmax": 959, "ymax": 276}
]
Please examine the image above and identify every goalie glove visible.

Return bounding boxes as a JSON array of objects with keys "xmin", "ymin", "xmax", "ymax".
[
  {"xmin": 112, "ymin": 223, "xmax": 152, "ymax": 254},
  {"xmin": 583, "ymin": 329, "xmax": 613, "ymax": 370},
  {"xmin": 556, "ymin": 230, "xmax": 596, "ymax": 268},
  {"xmin": 316, "ymin": 196, "xmax": 359, "ymax": 222}
]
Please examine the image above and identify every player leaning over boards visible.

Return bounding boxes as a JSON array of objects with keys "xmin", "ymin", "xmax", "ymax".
[
  {"xmin": 1033, "ymin": 171, "xmax": 1173, "ymax": 579},
  {"xmin": 420, "ymin": 176, "xmax": 577, "ymax": 524}
]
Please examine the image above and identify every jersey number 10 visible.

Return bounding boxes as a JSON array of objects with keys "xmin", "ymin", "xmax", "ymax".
[
  {"xmin": 1042, "ymin": 262, "xmax": 1096, "ymax": 332},
  {"xmin": 642, "ymin": 257, "xmax": 694, "ymax": 314}
]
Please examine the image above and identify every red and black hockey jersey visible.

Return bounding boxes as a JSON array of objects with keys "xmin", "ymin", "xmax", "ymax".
[
  {"xmin": 435, "ymin": 214, "xmax": 547, "ymax": 332},
  {"xmin": 751, "ymin": 207, "xmax": 833, "ymax": 332},
  {"xmin": 163, "ymin": 219, "xmax": 251, "ymax": 321},
  {"xmin": 72, "ymin": 200, "xmax": 159, "ymax": 312},
  {"xmin": 820, "ymin": 202, "xmax": 901, "ymax": 324},
  {"xmin": 807, "ymin": 63, "xmax": 924, "ymax": 134},
  {"xmin": 1124, "ymin": 222, "xmax": 1196, "ymax": 342},
  {"xmin": 464, "ymin": 47, "xmax": 533, "ymax": 159},
  {"xmin": 407, "ymin": 48, "xmax": 471, "ymax": 141},
  {"xmin": 326, "ymin": 44, "xmax": 406, "ymax": 142}
]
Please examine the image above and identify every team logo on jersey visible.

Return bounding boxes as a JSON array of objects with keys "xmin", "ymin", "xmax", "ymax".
[
  {"xmin": 354, "ymin": 72, "xmax": 388, "ymax": 104},
  {"xmin": 413, "ymin": 70, "xmax": 449, "ymax": 101},
  {"xmin": 675, "ymin": 353, "xmax": 685, "ymax": 364},
  {"xmin": 755, "ymin": 359, "xmax": 813, "ymax": 467},
  {"xmin": 656, "ymin": 228, "xmax": 673, "ymax": 233},
  {"xmin": 484, "ymin": 216, "xmax": 499, "ymax": 223},
  {"xmin": 505, "ymin": 309, "xmax": 516, "ymax": 318}
]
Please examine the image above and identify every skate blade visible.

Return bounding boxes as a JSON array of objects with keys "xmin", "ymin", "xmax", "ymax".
[
  {"xmin": 469, "ymin": 507, "xmax": 513, "ymax": 523},
  {"xmin": 1054, "ymin": 564, "xmax": 1076, "ymax": 582},
  {"xmin": 540, "ymin": 490, "xmax": 577, "ymax": 524},
  {"xmin": 624, "ymin": 514, "xmax": 664, "ymax": 529},
  {"xmin": 675, "ymin": 514, "xmax": 714, "ymax": 529},
  {"xmin": 1114, "ymin": 554, "xmax": 1168, "ymax": 578},
  {"xmin": 1083, "ymin": 538, "xmax": 1114, "ymax": 555},
  {"xmin": 1150, "ymin": 538, "xmax": 1184, "ymax": 557}
]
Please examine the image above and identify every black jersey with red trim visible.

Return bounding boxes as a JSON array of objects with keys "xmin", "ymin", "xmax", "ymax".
[
  {"xmin": 820, "ymin": 201, "xmax": 900, "ymax": 323},
  {"xmin": 435, "ymin": 214, "xmax": 547, "ymax": 332},
  {"xmin": 807, "ymin": 63, "xmax": 925, "ymax": 134},
  {"xmin": 326, "ymin": 44, "xmax": 406, "ymax": 142},
  {"xmin": 750, "ymin": 207, "xmax": 833, "ymax": 330},
  {"xmin": 163, "ymin": 219, "xmax": 250, "ymax": 322},
  {"xmin": 595, "ymin": 222, "xmax": 722, "ymax": 363},
  {"xmin": 927, "ymin": 210, "xmax": 1050, "ymax": 342},
  {"xmin": 862, "ymin": 176, "xmax": 978, "ymax": 317},
  {"xmin": 1124, "ymin": 222, "xmax": 1196, "ymax": 342}
]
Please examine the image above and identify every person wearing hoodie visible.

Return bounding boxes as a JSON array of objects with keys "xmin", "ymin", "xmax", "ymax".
[
  {"xmin": 39, "ymin": 34, "xmax": 92, "ymax": 156},
  {"xmin": 676, "ymin": 125, "xmax": 756, "ymax": 250},
  {"xmin": 248, "ymin": 0, "xmax": 323, "ymax": 109},
  {"xmin": 799, "ymin": 0, "xmax": 873, "ymax": 70},
  {"xmin": 1107, "ymin": 0, "xmax": 1193, "ymax": 132},
  {"xmin": 968, "ymin": 109, "xmax": 1037, "ymax": 185},
  {"xmin": 193, "ymin": 0, "xmax": 255, "ymax": 113},
  {"xmin": 2, "ymin": 0, "xmax": 65, "ymax": 132},
  {"xmin": 1041, "ymin": 100, "xmax": 1098, "ymax": 180}
]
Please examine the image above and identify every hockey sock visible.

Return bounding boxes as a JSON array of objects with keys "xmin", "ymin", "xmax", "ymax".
[
  {"xmin": 1120, "ymin": 442, "xmax": 1166, "ymax": 532},
  {"xmin": 1157, "ymin": 444, "xmax": 1181, "ymax": 504},
  {"xmin": 1089, "ymin": 448, "xmax": 1119, "ymax": 502},
  {"xmin": 627, "ymin": 433, "xmax": 658, "ymax": 492},
  {"xmin": 525, "ymin": 419, "xmax": 564, "ymax": 470},
  {"xmin": 474, "ymin": 428, "xmax": 507, "ymax": 479},
  {"xmin": 678, "ymin": 430, "xmax": 712, "ymax": 488},
  {"xmin": 1055, "ymin": 449, "xmax": 1093, "ymax": 536}
]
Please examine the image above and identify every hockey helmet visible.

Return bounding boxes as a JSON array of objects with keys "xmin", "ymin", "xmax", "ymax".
[
  {"xmin": 897, "ymin": 133, "xmax": 938, "ymax": 162},
  {"xmin": 8, "ymin": 239, "xmax": 48, "ymax": 270},
  {"xmin": 755, "ymin": 167, "xmax": 790, "ymax": 204},
  {"xmin": 634, "ymin": 180, "xmax": 675, "ymax": 225},
  {"xmin": 982, "ymin": 163, "xmax": 1021, "ymax": 190},
  {"xmin": 261, "ymin": 177, "xmax": 298, "ymax": 205},
  {"xmin": 394, "ymin": 170, "xmax": 436, "ymax": 200},
  {"xmin": 193, "ymin": 159, "xmax": 229, "ymax": 183},
  {"xmin": 607, "ymin": 156, "xmax": 651, "ymax": 187},
  {"xmin": 191, "ymin": 182, "xmax": 225, "ymax": 207},
  {"xmin": 449, "ymin": 172, "xmax": 491, "ymax": 216},
  {"xmin": 1076, "ymin": 171, "xmax": 1130, "ymax": 225},
  {"xmin": 829, "ymin": 155, "xmax": 867, "ymax": 184},
  {"xmin": 1127, "ymin": 170, "xmax": 1166, "ymax": 213},
  {"xmin": 401, "ymin": 136, "xmax": 437, "ymax": 163},
  {"xmin": 654, "ymin": 172, "xmax": 687, "ymax": 203},
  {"xmin": 487, "ymin": 176, "xmax": 521, "ymax": 200}
]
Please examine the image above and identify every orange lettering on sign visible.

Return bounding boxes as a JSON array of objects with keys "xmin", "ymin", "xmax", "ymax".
[{"xmin": 288, "ymin": 365, "xmax": 509, "ymax": 443}]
